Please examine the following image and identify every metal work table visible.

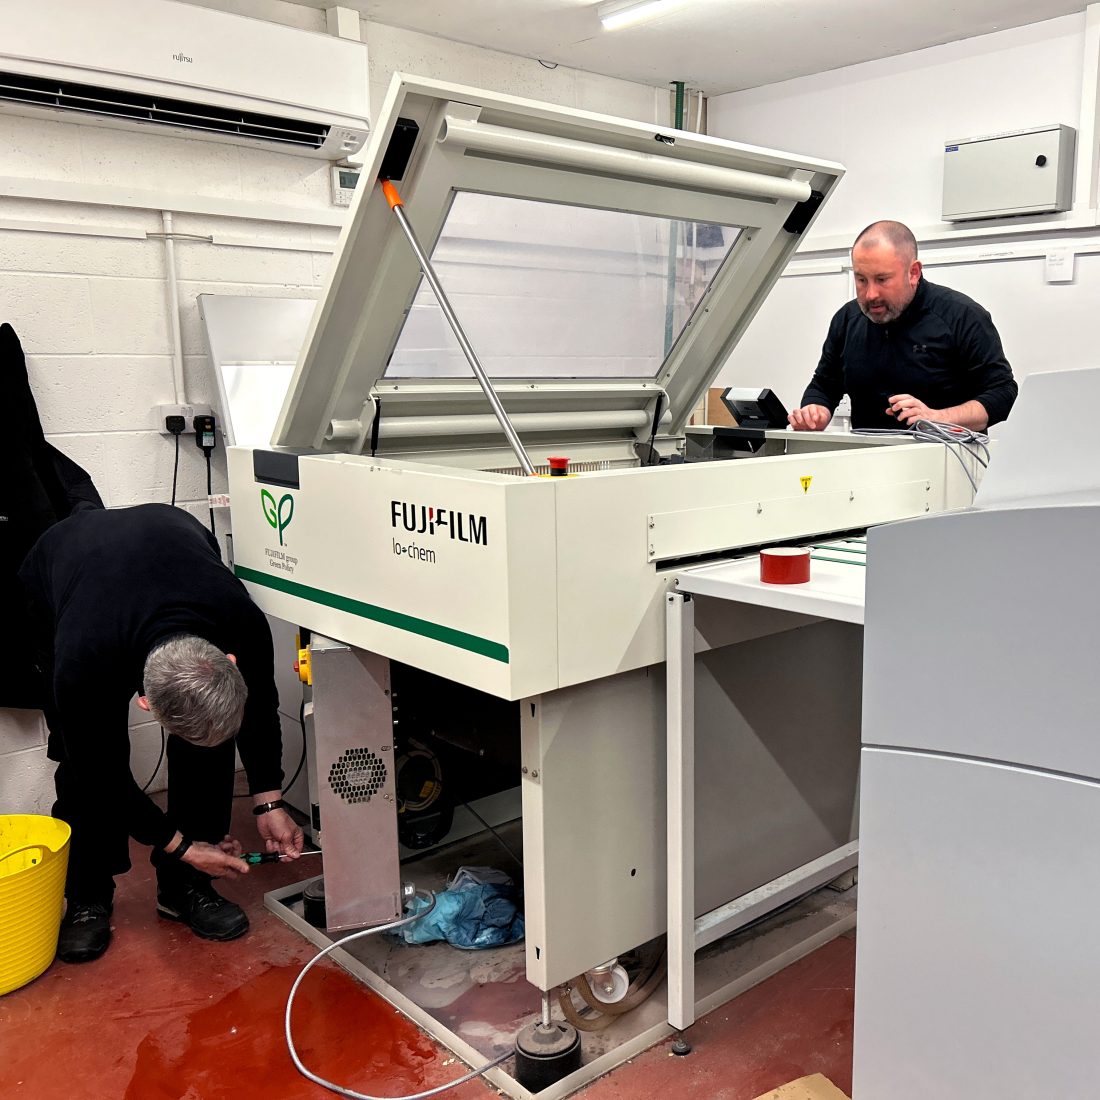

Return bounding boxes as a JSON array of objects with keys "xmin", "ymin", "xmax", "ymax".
[{"xmin": 664, "ymin": 538, "xmax": 868, "ymax": 1035}]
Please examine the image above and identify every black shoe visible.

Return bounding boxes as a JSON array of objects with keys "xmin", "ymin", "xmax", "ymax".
[
  {"xmin": 57, "ymin": 901, "xmax": 113, "ymax": 963},
  {"xmin": 156, "ymin": 880, "xmax": 249, "ymax": 941}
]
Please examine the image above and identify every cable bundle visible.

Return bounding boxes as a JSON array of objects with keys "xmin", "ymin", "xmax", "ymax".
[{"xmin": 853, "ymin": 420, "xmax": 989, "ymax": 493}]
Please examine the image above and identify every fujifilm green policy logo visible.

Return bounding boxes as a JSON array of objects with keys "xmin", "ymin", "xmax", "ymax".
[
  {"xmin": 262, "ymin": 489, "xmax": 295, "ymax": 544},
  {"xmin": 262, "ymin": 490, "xmax": 298, "ymax": 575}
]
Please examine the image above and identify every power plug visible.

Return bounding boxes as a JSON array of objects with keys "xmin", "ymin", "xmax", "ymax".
[
  {"xmin": 193, "ymin": 414, "xmax": 216, "ymax": 454},
  {"xmin": 156, "ymin": 403, "xmax": 213, "ymax": 435}
]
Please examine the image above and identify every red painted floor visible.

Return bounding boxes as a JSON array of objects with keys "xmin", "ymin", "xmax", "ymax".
[{"xmin": 0, "ymin": 800, "xmax": 854, "ymax": 1099}]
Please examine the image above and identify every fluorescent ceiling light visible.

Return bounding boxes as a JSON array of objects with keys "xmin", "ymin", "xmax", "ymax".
[{"xmin": 598, "ymin": 0, "xmax": 685, "ymax": 31}]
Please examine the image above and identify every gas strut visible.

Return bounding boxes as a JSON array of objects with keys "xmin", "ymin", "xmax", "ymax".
[{"xmin": 380, "ymin": 178, "xmax": 537, "ymax": 476}]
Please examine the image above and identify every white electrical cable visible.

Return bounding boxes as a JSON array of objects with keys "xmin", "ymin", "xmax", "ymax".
[{"xmin": 285, "ymin": 891, "xmax": 513, "ymax": 1100}]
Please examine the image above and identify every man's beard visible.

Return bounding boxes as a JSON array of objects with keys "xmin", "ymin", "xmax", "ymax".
[
  {"xmin": 858, "ymin": 289, "xmax": 915, "ymax": 325},
  {"xmin": 859, "ymin": 300, "xmax": 903, "ymax": 324}
]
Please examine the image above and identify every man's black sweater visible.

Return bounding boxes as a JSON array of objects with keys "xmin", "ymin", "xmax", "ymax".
[
  {"xmin": 801, "ymin": 277, "xmax": 1017, "ymax": 429},
  {"xmin": 19, "ymin": 504, "xmax": 282, "ymax": 850}
]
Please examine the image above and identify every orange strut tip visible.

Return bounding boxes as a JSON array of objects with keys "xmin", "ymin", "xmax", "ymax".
[{"xmin": 380, "ymin": 179, "xmax": 404, "ymax": 209}]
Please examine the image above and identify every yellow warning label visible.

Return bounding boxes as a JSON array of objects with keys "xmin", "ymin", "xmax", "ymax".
[{"xmin": 800, "ymin": 476, "xmax": 813, "ymax": 494}]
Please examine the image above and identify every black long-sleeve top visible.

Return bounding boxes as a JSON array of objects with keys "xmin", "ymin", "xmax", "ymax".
[
  {"xmin": 18, "ymin": 504, "xmax": 283, "ymax": 849},
  {"xmin": 801, "ymin": 277, "xmax": 1018, "ymax": 429}
]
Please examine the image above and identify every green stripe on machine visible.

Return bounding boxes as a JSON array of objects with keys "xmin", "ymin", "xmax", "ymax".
[{"xmin": 235, "ymin": 565, "xmax": 510, "ymax": 664}]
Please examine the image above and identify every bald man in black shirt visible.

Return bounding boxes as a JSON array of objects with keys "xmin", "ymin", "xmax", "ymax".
[
  {"xmin": 790, "ymin": 220, "xmax": 1017, "ymax": 432},
  {"xmin": 20, "ymin": 503, "xmax": 303, "ymax": 963}
]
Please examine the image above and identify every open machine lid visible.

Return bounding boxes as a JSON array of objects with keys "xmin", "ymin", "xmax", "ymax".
[{"xmin": 274, "ymin": 74, "xmax": 843, "ymax": 460}]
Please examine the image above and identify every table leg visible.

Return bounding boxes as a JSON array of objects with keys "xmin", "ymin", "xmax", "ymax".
[{"xmin": 666, "ymin": 590, "xmax": 695, "ymax": 1034}]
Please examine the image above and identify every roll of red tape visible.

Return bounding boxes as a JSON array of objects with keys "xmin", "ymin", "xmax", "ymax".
[{"xmin": 760, "ymin": 546, "xmax": 811, "ymax": 585}]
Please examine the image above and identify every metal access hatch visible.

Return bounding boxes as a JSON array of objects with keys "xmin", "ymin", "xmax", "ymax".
[{"xmin": 273, "ymin": 74, "xmax": 843, "ymax": 465}]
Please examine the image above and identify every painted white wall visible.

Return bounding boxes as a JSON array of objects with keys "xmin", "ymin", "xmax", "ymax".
[
  {"xmin": 0, "ymin": 4, "xmax": 662, "ymax": 814},
  {"xmin": 710, "ymin": 12, "xmax": 1100, "ymax": 412},
  {"xmin": 710, "ymin": 14, "xmax": 1087, "ymax": 244}
]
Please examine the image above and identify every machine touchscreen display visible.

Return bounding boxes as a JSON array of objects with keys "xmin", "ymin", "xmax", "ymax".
[{"xmin": 720, "ymin": 387, "xmax": 789, "ymax": 429}]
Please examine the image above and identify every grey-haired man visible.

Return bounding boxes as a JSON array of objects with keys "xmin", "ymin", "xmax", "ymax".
[{"xmin": 19, "ymin": 503, "xmax": 304, "ymax": 963}]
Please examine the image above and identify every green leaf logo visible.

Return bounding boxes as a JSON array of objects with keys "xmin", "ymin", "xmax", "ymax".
[{"xmin": 261, "ymin": 489, "xmax": 295, "ymax": 546}]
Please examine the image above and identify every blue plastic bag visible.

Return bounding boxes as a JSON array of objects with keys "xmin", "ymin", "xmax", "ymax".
[{"xmin": 401, "ymin": 879, "xmax": 524, "ymax": 950}]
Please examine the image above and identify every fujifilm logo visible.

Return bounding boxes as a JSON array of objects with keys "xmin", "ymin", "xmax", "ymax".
[
  {"xmin": 172, "ymin": 52, "xmax": 193, "ymax": 63},
  {"xmin": 390, "ymin": 501, "xmax": 488, "ymax": 546}
]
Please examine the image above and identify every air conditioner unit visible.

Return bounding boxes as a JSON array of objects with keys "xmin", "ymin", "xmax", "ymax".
[{"xmin": 0, "ymin": 0, "xmax": 369, "ymax": 160}]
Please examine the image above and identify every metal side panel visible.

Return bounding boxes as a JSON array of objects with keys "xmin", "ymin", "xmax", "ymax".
[
  {"xmin": 521, "ymin": 618, "xmax": 862, "ymax": 990},
  {"xmin": 854, "ymin": 748, "xmax": 1100, "ymax": 1100},
  {"xmin": 310, "ymin": 637, "xmax": 402, "ymax": 931}
]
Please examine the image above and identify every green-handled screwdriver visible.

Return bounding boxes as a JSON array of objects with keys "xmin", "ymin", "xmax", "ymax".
[{"xmin": 240, "ymin": 850, "xmax": 323, "ymax": 864}]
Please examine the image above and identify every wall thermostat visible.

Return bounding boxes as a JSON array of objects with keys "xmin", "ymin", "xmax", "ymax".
[{"xmin": 331, "ymin": 164, "xmax": 361, "ymax": 207}]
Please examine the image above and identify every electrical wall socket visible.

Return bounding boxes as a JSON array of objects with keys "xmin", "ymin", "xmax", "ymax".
[{"xmin": 155, "ymin": 403, "xmax": 213, "ymax": 434}]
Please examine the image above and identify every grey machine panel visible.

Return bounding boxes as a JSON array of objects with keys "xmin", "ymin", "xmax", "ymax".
[
  {"xmin": 522, "ymin": 617, "xmax": 862, "ymax": 989},
  {"xmin": 856, "ymin": 449, "xmax": 1100, "ymax": 1096},
  {"xmin": 864, "ymin": 504, "xmax": 1100, "ymax": 776},
  {"xmin": 854, "ymin": 747, "xmax": 1100, "ymax": 1100}
]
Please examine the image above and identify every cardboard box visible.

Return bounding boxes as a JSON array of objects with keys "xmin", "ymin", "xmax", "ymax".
[
  {"xmin": 751, "ymin": 1074, "xmax": 850, "ymax": 1100},
  {"xmin": 704, "ymin": 386, "xmax": 737, "ymax": 426}
]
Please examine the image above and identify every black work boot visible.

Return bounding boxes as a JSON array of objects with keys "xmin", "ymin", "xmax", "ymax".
[
  {"xmin": 156, "ymin": 879, "xmax": 249, "ymax": 941},
  {"xmin": 57, "ymin": 900, "xmax": 113, "ymax": 963}
]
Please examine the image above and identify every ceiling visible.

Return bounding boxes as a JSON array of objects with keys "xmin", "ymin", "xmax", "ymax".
[{"xmin": 282, "ymin": 0, "xmax": 1086, "ymax": 95}]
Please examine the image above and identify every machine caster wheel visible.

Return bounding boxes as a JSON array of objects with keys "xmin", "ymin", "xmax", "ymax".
[{"xmin": 514, "ymin": 1020, "xmax": 581, "ymax": 1091}]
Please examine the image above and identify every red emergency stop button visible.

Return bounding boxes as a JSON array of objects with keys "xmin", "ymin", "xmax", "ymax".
[{"xmin": 547, "ymin": 456, "xmax": 570, "ymax": 477}]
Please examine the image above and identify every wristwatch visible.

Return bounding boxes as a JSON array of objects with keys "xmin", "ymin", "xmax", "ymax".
[
  {"xmin": 252, "ymin": 799, "xmax": 287, "ymax": 817},
  {"xmin": 166, "ymin": 836, "xmax": 193, "ymax": 861}
]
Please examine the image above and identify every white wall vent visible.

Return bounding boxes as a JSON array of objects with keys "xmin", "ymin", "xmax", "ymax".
[{"xmin": 0, "ymin": 0, "xmax": 370, "ymax": 160}]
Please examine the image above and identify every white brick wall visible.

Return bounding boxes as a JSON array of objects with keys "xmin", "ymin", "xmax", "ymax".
[
  {"xmin": 0, "ymin": 3, "xmax": 661, "ymax": 815},
  {"xmin": 0, "ymin": 712, "xmax": 52, "ymax": 816}
]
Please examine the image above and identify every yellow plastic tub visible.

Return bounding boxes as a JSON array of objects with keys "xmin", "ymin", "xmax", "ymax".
[{"xmin": 0, "ymin": 815, "xmax": 70, "ymax": 995}]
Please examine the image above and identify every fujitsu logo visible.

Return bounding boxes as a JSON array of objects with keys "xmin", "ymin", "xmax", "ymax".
[
  {"xmin": 172, "ymin": 52, "xmax": 193, "ymax": 63},
  {"xmin": 390, "ymin": 501, "xmax": 488, "ymax": 546}
]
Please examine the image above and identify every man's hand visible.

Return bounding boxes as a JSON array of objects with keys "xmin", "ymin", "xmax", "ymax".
[
  {"xmin": 886, "ymin": 394, "xmax": 937, "ymax": 426},
  {"xmin": 788, "ymin": 404, "xmax": 831, "ymax": 431},
  {"xmin": 253, "ymin": 791, "xmax": 305, "ymax": 859},
  {"xmin": 257, "ymin": 809, "xmax": 304, "ymax": 859},
  {"xmin": 888, "ymin": 395, "xmax": 990, "ymax": 431},
  {"xmin": 181, "ymin": 839, "xmax": 250, "ymax": 879}
]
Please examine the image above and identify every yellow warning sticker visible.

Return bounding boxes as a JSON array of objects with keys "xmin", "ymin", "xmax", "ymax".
[{"xmin": 800, "ymin": 476, "xmax": 813, "ymax": 494}]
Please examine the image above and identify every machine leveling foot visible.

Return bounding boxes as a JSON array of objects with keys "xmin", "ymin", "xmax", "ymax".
[
  {"xmin": 302, "ymin": 876, "xmax": 326, "ymax": 928},
  {"xmin": 514, "ymin": 1019, "xmax": 581, "ymax": 1091},
  {"xmin": 671, "ymin": 1031, "xmax": 692, "ymax": 1056}
]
